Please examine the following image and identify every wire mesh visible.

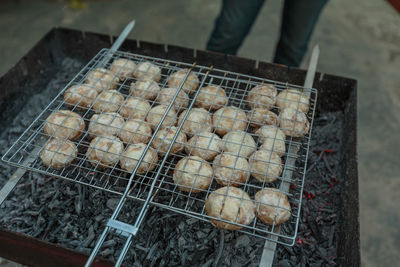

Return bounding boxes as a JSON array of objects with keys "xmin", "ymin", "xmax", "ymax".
[{"xmin": 2, "ymin": 48, "xmax": 317, "ymax": 246}]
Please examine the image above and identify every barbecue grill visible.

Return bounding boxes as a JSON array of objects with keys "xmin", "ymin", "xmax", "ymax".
[{"xmin": 0, "ymin": 27, "xmax": 359, "ymax": 266}]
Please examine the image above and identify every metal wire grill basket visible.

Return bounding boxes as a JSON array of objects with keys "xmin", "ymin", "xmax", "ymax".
[{"xmin": 2, "ymin": 48, "xmax": 317, "ymax": 247}]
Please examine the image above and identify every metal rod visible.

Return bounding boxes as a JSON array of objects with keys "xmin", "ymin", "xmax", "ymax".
[
  {"xmin": 303, "ymin": 44, "xmax": 320, "ymax": 95},
  {"xmin": 97, "ymin": 20, "xmax": 135, "ymax": 67},
  {"xmin": 259, "ymin": 44, "xmax": 320, "ymax": 267},
  {"xmin": 112, "ymin": 66, "xmax": 195, "ymax": 218},
  {"xmin": 86, "ymin": 66, "xmax": 196, "ymax": 266},
  {"xmin": 84, "ymin": 227, "xmax": 110, "ymax": 267},
  {"xmin": 115, "ymin": 235, "xmax": 133, "ymax": 267},
  {"xmin": 0, "ymin": 145, "xmax": 42, "ymax": 205},
  {"xmin": 259, "ymin": 144, "xmax": 300, "ymax": 266},
  {"xmin": 132, "ymin": 67, "xmax": 213, "ymax": 226},
  {"xmin": 113, "ymin": 66, "xmax": 214, "ymax": 266}
]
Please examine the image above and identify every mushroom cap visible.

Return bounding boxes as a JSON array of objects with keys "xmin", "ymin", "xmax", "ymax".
[
  {"xmin": 146, "ymin": 105, "xmax": 177, "ymax": 130},
  {"xmin": 88, "ymin": 112, "xmax": 124, "ymax": 138},
  {"xmin": 279, "ymin": 108, "xmax": 310, "ymax": 137},
  {"xmin": 205, "ymin": 186, "xmax": 255, "ymax": 230},
  {"xmin": 185, "ymin": 131, "xmax": 223, "ymax": 161},
  {"xmin": 247, "ymin": 108, "xmax": 279, "ymax": 129},
  {"xmin": 249, "ymin": 150, "xmax": 282, "ymax": 183},
  {"xmin": 212, "ymin": 106, "xmax": 247, "ymax": 136},
  {"xmin": 157, "ymin": 87, "xmax": 189, "ymax": 111},
  {"xmin": 173, "ymin": 156, "xmax": 213, "ymax": 193},
  {"xmin": 151, "ymin": 126, "xmax": 187, "ymax": 155},
  {"xmin": 64, "ymin": 84, "xmax": 98, "ymax": 109},
  {"xmin": 119, "ymin": 97, "xmax": 151, "ymax": 120},
  {"xmin": 195, "ymin": 85, "xmax": 228, "ymax": 110},
  {"xmin": 255, "ymin": 188, "xmax": 291, "ymax": 225},
  {"xmin": 120, "ymin": 143, "xmax": 158, "ymax": 174},
  {"xmin": 85, "ymin": 68, "xmax": 119, "ymax": 92},
  {"xmin": 40, "ymin": 138, "xmax": 77, "ymax": 169},
  {"xmin": 276, "ymin": 89, "xmax": 310, "ymax": 113},
  {"xmin": 133, "ymin": 61, "xmax": 161, "ymax": 82},
  {"xmin": 129, "ymin": 79, "xmax": 160, "ymax": 100},
  {"xmin": 167, "ymin": 68, "xmax": 199, "ymax": 94},
  {"xmin": 247, "ymin": 84, "xmax": 277, "ymax": 110},
  {"xmin": 44, "ymin": 110, "xmax": 85, "ymax": 140},
  {"xmin": 178, "ymin": 108, "xmax": 213, "ymax": 137},
  {"xmin": 86, "ymin": 135, "xmax": 124, "ymax": 168},
  {"xmin": 109, "ymin": 58, "xmax": 136, "ymax": 80},
  {"xmin": 118, "ymin": 119, "xmax": 152, "ymax": 145},
  {"xmin": 92, "ymin": 90, "xmax": 124, "ymax": 113},
  {"xmin": 213, "ymin": 153, "xmax": 250, "ymax": 187},
  {"xmin": 222, "ymin": 130, "xmax": 256, "ymax": 157}
]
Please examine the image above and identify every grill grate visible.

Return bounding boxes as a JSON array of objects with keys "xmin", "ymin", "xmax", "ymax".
[{"xmin": 2, "ymin": 48, "xmax": 317, "ymax": 250}]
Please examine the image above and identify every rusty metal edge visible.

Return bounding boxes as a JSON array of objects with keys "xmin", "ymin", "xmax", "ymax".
[
  {"xmin": 338, "ymin": 85, "xmax": 360, "ymax": 266},
  {"xmin": 0, "ymin": 227, "xmax": 113, "ymax": 267},
  {"xmin": 0, "ymin": 27, "xmax": 114, "ymax": 267}
]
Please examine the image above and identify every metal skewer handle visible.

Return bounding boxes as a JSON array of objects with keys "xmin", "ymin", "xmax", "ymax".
[
  {"xmin": 86, "ymin": 66, "xmax": 214, "ymax": 266},
  {"xmin": 259, "ymin": 44, "xmax": 320, "ymax": 267}
]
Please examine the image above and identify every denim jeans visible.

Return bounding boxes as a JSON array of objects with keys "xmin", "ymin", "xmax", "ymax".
[{"xmin": 206, "ymin": 0, "xmax": 328, "ymax": 67}]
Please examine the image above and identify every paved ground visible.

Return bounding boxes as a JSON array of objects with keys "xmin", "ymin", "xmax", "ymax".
[{"xmin": 0, "ymin": 0, "xmax": 400, "ymax": 266}]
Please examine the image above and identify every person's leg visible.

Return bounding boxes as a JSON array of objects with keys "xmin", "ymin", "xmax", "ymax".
[
  {"xmin": 207, "ymin": 0, "xmax": 265, "ymax": 55},
  {"xmin": 274, "ymin": 0, "xmax": 328, "ymax": 67}
]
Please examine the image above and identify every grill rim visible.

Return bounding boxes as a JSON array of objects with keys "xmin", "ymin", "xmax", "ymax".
[{"xmin": 0, "ymin": 27, "xmax": 359, "ymax": 267}]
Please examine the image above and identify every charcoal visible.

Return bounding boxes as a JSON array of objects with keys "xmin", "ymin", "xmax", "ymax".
[
  {"xmin": 213, "ymin": 230, "xmax": 225, "ymax": 266},
  {"xmin": 74, "ymin": 196, "xmax": 82, "ymax": 215},
  {"xmin": 279, "ymin": 259, "xmax": 291, "ymax": 267},
  {"xmin": 25, "ymin": 210, "xmax": 40, "ymax": 216},
  {"xmin": 223, "ymin": 254, "xmax": 231, "ymax": 266},
  {"xmin": 82, "ymin": 226, "xmax": 95, "ymax": 247},
  {"xmin": 133, "ymin": 245, "xmax": 149, "ymax": 253},
  {"xmin": 284, "ymin": 245, "xmax": 295, "ymax": 256},
  {"xmin": 146, "ymin": 241, "xmax": 161, "ymax": 260},
  {"xmin": 78, "ymin": 247, "xmax": 91, "ymax": 255},
  {"xmin": 233, "ymin": 235, "xmax": 250, "ymax": 249},
  {"xmin": 69, "ymin": 240, "xmax": 81, "ymax": 246},
  {"xmin": 207, "ymin": 229, "xmax": 218, "ymax": 243},
  {"xmin": 186, "ymin": 218, "xmax": 198, "ymax": 225},
  {"xmin": 328, "ymin": 227, "xmax": 335, "ymax": 247},
  {"xmin": 196, "ymin": 230, "xmax": 208, "ymax": 239},
  {"xmin": 231, "ymin": 259, "xmax": 241, "ymax": 267},
  {"xmin": 201, "ymin": 258, "xmax": 214, "ymax": 267},
  {"xmin": 103, "ymin": 239, "xmax": 117, "ymax": 248},
  {"xmin": 307, "ymin": 217, "xmax": 320, "ymax": 238},
  {"xmin": 178, "ymin": 236, "xmax": 186, "ymax": 247},
  {"xmin": 224, "ymin": 232, "xmax": 233, "ymax": 242},
  {"xmin": 94, "ymin": 214, "xmax": 105, "ymax": 222},
  {"xmin": 100, "ymin": 248, "xmax": 114, "ymax": 257},
  {"xmin": 106, "ymin": 198, "xmax": 120, "ymax": 210}
]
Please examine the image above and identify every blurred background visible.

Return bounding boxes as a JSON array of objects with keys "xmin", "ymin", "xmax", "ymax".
[{"xmin": 0, "ymin": 0, "xmax": 399, "ymax": 266}]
